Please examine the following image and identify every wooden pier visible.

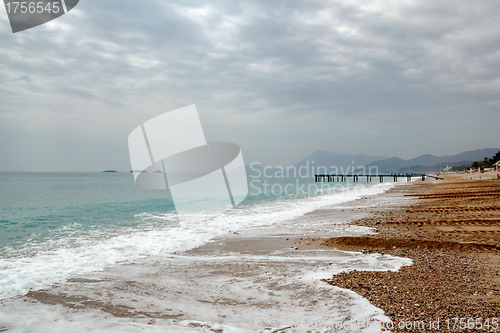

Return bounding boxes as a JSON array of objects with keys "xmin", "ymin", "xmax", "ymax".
[{"xmin": 314, "ymin": 173, "xmax": 443, "ymax": 183}]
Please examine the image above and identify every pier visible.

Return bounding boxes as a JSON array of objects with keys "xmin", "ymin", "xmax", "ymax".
[{"xmin": 314, "ymin": 173, "xmax": 443, "ymax": 183}]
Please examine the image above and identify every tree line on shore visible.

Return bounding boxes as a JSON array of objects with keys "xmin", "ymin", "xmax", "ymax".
[{"xmin": 448, "ymin": 151, "xmax": 500, "ymax": 172}]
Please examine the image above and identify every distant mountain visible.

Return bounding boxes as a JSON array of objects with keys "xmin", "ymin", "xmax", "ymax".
[
  {"xmin": 367, "ymin": 148, "xmax": 500, "ymax": 173},
  {"xmin": 365, "ymin": 157, "xmax": 405, "ymax": 173},
  {"xmin": 246, "ymin": 151, "xmax": 387, "ymax": 178},
  {"xmin": 294, "ymin": 151, "xmax": 388, "ymax": 173},
  {"xmin": 397, "ymin": 161, "xmax": 475, "ymax": 174}
]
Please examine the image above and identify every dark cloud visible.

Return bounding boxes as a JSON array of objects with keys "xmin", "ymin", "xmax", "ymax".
[{"xmin": 0, "ymin": 0, "xmax": 499, "ymax": 171}]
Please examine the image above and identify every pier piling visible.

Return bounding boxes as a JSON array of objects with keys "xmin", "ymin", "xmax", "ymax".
[{"xmin": 314, "ymin": 173, "xmax": 443, "ymax": 183}]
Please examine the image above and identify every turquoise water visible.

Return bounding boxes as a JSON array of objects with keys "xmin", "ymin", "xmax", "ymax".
[
  {"xmin": 0, "ymin": 171, "xmax": 378, "ymax": 299},
  {"xmin": 0, "ymin": 172, "xmax": 174, "ymax": 249},
  {"xmin": 0, "ymin": 172, "xmax": 365, "ymax": 250}
]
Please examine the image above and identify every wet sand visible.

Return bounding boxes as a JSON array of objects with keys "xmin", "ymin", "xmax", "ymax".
[
  {"xmin": 18, "ymin": 223, "xmax": 404, "ymax": 332},
  {"xmin": 3, "ymin": 175, "xmax": 498, "ymax": 332},
  {"xmin": 2, "ymin": 184, "xmax": 411, "ymax": 332},
  {"xmin": 322, "ymin": 172, "xmax": 500, "ymax": 332}
]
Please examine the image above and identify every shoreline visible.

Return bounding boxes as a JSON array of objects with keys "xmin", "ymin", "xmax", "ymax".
[
  {"xmin": 322, "ymin": 172, "xmax": 500, "ymax": 332},
  {"xmin": 3, "ymin": 175, "xmax": 497, "ymax": 332},
  {"xmin": 1, "ymin": 181, "xmax": 410, "ymax": 332}
]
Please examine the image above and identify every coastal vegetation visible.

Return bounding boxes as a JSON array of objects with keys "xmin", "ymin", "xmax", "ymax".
[{"xmin": 469, "ymin": 150, "xmax": 500, "ymax": 170}]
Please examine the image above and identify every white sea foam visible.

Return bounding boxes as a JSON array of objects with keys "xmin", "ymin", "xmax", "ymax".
[
  {"xmin": 0, "ymin": 302, "xmax": 197, "ymax": 333},
  {"xmin": 0, "ymin": 250, "xmax": 411, "ymax": 332},
  {"xmin": 0, "ymin": 179, "xmax": 415, "ymax": 332},
  {"xmin": 0, "ymin": 181, "xmax": 400, "ymax": 300}
]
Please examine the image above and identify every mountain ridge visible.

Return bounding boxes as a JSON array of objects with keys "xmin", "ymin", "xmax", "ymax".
[
  {"xmin": 294, "ymin": 150, "xmax": 388, "ymax": 171},
  {"xmin": 247, "ymin": 148, "xmax": 499, "ymax": 176},
  {"xmin": 366, "ymin": 148, "xmax": 500, "ymax": 173}
]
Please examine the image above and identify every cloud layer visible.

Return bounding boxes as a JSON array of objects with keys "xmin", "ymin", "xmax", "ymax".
[{"xmin": 1, "ymin": 0, "xmax": 499, "ymax": 171}]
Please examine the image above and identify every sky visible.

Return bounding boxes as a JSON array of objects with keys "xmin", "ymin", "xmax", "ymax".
[{"xmin": 0, "ymin": 0, "xmax": 499, "ymax": 172}]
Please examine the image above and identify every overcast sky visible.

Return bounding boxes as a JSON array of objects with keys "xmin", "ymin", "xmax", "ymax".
[{"xmin": 1, "ymin": 0, "xmax": 499, "ymax": 172}]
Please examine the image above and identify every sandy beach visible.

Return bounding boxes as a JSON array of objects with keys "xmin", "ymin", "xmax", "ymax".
[
  {"xmin": 0, "ymin": 182, "xmax": 406, "ymax": 332},
  {"xmin": 1, "ymin": 174, "xmax": 498, "ymax": 332},
  {"xmin": 323, "ymin": 172, "xmax": 500, "ymax": 332},
  {"xmin": 3, "ymin": 0, "xmax": 500, "ymax": 330}
]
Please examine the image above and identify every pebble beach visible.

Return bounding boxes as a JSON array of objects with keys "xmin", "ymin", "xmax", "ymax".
[{"xmin": 323, "ymin": 172, "xmax": 500, "ymax": 332}]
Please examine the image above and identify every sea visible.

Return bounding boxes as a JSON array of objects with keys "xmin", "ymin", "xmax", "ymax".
[{"xmin": 0, "ymin": 171, "xmax": 410, "ymax": 332}]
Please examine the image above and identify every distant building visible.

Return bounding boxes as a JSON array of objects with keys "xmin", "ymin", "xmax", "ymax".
[{"xmin": 494, "ymin": 160, "xmax": 500, "ymax": 171}]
